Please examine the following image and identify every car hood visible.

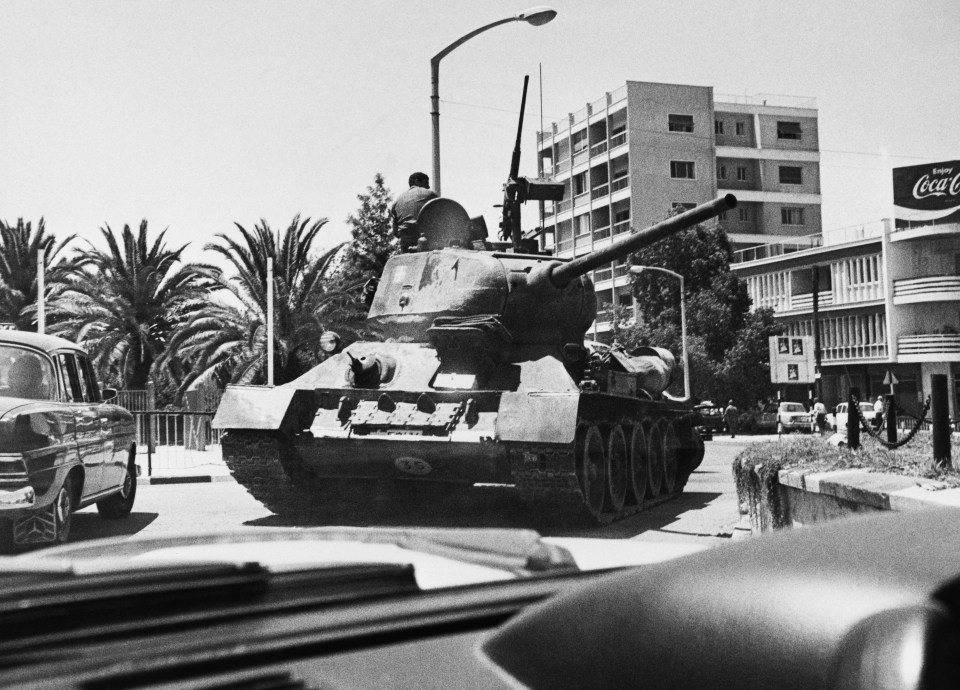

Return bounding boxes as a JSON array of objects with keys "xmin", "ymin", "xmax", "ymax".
[
  {"xmin": 0, "ymin": 396, "xmax": 47, "ymax": 419},
  {"xmin": 2, "ymin": 528, "xmax": 709, "ymax": 590}
]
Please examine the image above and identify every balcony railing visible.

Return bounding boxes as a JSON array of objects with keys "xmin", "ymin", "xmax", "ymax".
[
  {"xmin": 894, "ymin": 276, "xmax": 960, "ymax": 303},
  {"xmin": 609, "ymin": 131, "xmax": 627, "ymax": 148},
  {"xmin": 557, "ymin": 238, "xmax": 573, "ymax": 253},
  {"xmin": 898, "ymin": 334, "xmax": 960, "ymax": 356},
  {"xmin": 733, "ymin": 234, "xmax": 824, "ymax": 263},
  {"xmin": 573, "ymin": 149, "xmax": 590, "ymax": 166},
  {"xmin": 593, "ymin": 226, "xmax": 611, "ymax": 241},
  {"xmin": 590, "ymin": 141, "xmax": 608, "ymax": 157},
  {"xmin": 591, "ymin": 183, "xmax": 609, "ymax": 200},
  {"xmin": 820, "ymin": 344, "xmax": 887, "ymax": 361},
  {"xmin": 789, "ymin": 291, "xmax": 834, "ymax": 311},
  {"xmin": 556, "ymin": 158, "xmax": 570, "ymax": 174},
  {"xmin": 613, "ymin": 220, "xmax": 630, "ymax": 235},
  {"xmin": 575, "ymin": 191, "xmax": 590, "ymax": 207},
  {"xmin": 557, "ymin": 198, "xmax": 572, "ymax": 213},
  {"xmin": 714, "ymin": 92, "xmax": 817, "ymax": 109},
  {"xmin": 611, "ymin": 176, "xmax": 629, "ymax": 193}
]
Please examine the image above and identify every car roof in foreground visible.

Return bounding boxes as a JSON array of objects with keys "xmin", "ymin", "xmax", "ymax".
[{"xmin": 0, "ymin": 330, "xmax": 84, "ymax": 353}]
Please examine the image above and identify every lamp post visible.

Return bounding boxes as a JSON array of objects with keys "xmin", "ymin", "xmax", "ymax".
[
  {"xmin": 431, "ymin": 6, "xmax": 557, "ymax": 196},
  {"xmin": 630, "ymin": 265, "xmax": 690, "ymax": 401}
]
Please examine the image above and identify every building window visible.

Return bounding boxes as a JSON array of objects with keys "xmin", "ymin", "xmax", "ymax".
[
  {"xmin": 668, "ymin": 114, "xmax": 694, "ymax": 133},
  {"xmin": 736, "ymin": 121, "xmax": 746, "ymax": 136},
  {"xmin": 779, "ymin": 166, "xmax": 803, "ymax": 185},
  {"xmin": 572, "ymin": 128, "xmax": 589, "ymax": 154},
  {"xmin": 718, "ymin": 165, "xmax": 727, "ymax": 180},
  {"xmin": 736, "ymin": 166, "xmax": 748, "ymax": 181},
  {"xmin": 573, "ymin": 171, "xmax": 588, "ymax": 196},
  {"xmin": 670, "ymin": 161, "xmax": 696, "ymax": 179},
  {"xmin": 738, "ymin": 207, "xmax": 750, "ymax": 222},
  {"xmin": 781, "ymin": 207, "xmax": 805, "ymax": 225},
  {"xmin": 714, "ymin": 120, "xmax": 724, "ymax": 135},
  {"xmin": 575, "ymin": 213, "xmax": 590, "ymax": 236},
  {"xmin": 777, "ymin": 121, "xmax": 802, "ymax": 140}
]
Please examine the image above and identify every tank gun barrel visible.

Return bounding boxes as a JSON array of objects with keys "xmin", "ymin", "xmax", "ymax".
[{"xmin": 548, "ymin": 194, "xmax": 737, "ymax": 287}]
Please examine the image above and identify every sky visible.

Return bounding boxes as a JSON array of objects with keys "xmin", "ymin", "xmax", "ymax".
[{"xmin": 2, "ymin": 0, "xmax": 959, "ymax": 260}]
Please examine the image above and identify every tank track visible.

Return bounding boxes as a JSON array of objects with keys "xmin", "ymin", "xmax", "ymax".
[
  {"xmin": 220, "ymin": 430, "xmax": 321, "ymax": 516},
  {"xmin": 510, "ymin": 418, "xmax": 705, "ymax": 526}
]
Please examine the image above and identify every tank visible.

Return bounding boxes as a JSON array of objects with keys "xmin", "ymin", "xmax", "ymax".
[
  {"xmin": 213, "ymin": 192, "xmax": 736, "ymax": 523},
  {"xmin": 213, "ymin": 76, "xmax": 737, "ymax": 523}
]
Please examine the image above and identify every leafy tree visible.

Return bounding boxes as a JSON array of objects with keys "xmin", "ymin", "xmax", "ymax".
[
  {"xmin": 337, "ymin": 173, "xmax": 395, "ymax": 283},
  {"xmin": 164, "ymin": 215, "xmax": 363, "ymax": 390},
  {"xmin": 48, "ymin": 220, "xmax": 216, "ymax": 390},
  {"xmin": 0, "ymin": 218, "xmax": 75, "ymax": 330},
  {"xmin": 616, "ymin": 219, "xmax": 781, "ymax": 405}
]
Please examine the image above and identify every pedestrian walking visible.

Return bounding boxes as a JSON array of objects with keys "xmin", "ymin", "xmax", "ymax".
[
  {"xmin": 723, "ymin": 400, "xmax": 739, "ymax": 438},
  {"xmin": 812, "ymin": 397, "xmax": 827, "ymax": 433},
  {"xmin": 873, "ymin": 395, "xmax": 884, "ymax": 430}
]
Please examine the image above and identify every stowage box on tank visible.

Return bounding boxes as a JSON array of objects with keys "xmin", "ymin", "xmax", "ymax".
[{"xmin": 213, "ymin": 192, "xmax": 738, "ymax": 524}]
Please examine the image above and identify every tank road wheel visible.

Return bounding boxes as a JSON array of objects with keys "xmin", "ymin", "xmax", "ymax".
[
  {"xmin": 628, "ymin": 424, "xmax": 649, "ymax": 506},
  {"xmin": 577, "ymin": 424, "xmax": 606, "ymax": 520},
  {"xmin": 605, "ymin": 425, "xmax": 629, "ymax": 513},
  {"xmin": 647, "ymin": 422, "xmax": 665, "ymax": 498},
  {"xmin": 221, "ymin": 430, "xmax": 316, "ymax": 517},
  {"xmin": 661, "ymin": 422, "xmax": 681, "ymax": 495}
]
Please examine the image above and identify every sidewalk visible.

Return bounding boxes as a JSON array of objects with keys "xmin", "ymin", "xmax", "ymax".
[{"xmin": 135, "ymin": 445, "xmax": 234, "ymax": 485}]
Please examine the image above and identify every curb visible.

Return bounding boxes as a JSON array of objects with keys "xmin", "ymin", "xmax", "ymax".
[
  {"xmin": 777, "ymin": 467, "xmax": 960, "ymax": 512},
  {"xmin": 141, "ymin": 474, "xmax": 235, "ymax": 485}
]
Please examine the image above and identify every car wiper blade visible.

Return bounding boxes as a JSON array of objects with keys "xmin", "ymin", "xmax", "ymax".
[{"xmin": 0, "ymin": 560, "xmax": 419, "ymax": 659}]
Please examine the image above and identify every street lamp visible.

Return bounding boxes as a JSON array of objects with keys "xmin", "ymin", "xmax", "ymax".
[
  {"xmin": 630, "ymin": 265, "xmax": 690, "ymax": 401},
  {"xmin": 430, "ymin": 6, "xmax": 557, "ymax": 195}
]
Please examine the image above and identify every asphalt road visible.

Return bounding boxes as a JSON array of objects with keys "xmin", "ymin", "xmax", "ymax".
[{"xmin": 70, "ymin": 437, "xmax": 758, "ymax": 547}]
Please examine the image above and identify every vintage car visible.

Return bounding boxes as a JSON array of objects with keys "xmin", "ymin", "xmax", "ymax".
[
  {"xmin": 0, "ymin": 331, "xmax": 137, "ymax": 551},
  {"xmin": 757, "ymin": 401, "xmax": 812, "ymax": 434},
  {"xmin": 829, "ymin": 401, "xmax": 877, "ymax": 432}
]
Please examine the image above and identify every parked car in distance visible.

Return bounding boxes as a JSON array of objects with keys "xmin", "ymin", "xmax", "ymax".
[
  {"xmin": 757, "ymin": 402, "xmax": 812, "ymax": 434},
  {"xmin": 693, "ymin": 401, "xmax": 724, "ymax": 438},
  {"xmin": 829, "ymin": 401, "xmax": 876, "ymax": 432},
  {"xmin": 0, "ymin": 331, "xmax": 137, "ymax": 552}
]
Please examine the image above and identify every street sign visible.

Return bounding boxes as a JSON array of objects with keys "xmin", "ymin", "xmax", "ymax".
[
  {"xmin": 769, "ymin": 336, "xmax": 815, "ymax": 384},
  {"xmin": 882, "ymin": 370, "xmax": 899, "ymax": 386}
]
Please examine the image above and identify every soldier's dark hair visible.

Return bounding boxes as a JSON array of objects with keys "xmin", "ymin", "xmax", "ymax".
[{"xmin": 409, "ymin": 172, "xmax": 430, "ymax": 187}]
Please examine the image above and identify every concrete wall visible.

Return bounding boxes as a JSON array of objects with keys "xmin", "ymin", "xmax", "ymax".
[
  {"xmin": 759, "ymin": 203, "xmax": 823, "ymax": 236},
  {"xmin": 714, "ymin": 109, "xmax": 756, "ymax": 148},
  {"xmin": 626, "ymin": 81, "xmax": 717, "ymax": 229},
  {"xmin": 759, "ymin": 159, "xmax": 821, "ymax": 195},
  {"xmin": 757, "ymin": 114, "xmax": 819, "ymax": 150}
]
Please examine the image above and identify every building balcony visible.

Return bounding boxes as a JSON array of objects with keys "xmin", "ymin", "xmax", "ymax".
[
  {"xmin": 611, "ymin": 176, "xmax": 629, "ymax": 193},
  {"xmin": 894, "ymin": 276, "xmax": 960, "ymax": 305},
  {"xmin": 788, "ymin": 291, "xmax": 833, "ymax": 311},
  {"xmin": 821, "ymin": 344, "xmax": 888, "ymax": 362},
  {"xmin": 890, "ymin": 221, "xmax": 960, "ymax": 243},
  {"xmin": 898, "ymin": 334, "xmax": 960, "ymax": 362},
  {"xmin": 612, "ymin": 220, "xmax": 630, "ymax": 236},
  {"xmin": 609, "ymin": 131, "xmax": 627, "ymax": 149},
  {"xmin": 590, "ymin": 141, "xmax": 607, "ymax": 157},
  {"xmin": 591, "ymin": 183, "xmax": 609, "ymax": 200}
]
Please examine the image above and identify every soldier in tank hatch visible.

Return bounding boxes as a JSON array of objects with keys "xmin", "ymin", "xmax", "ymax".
[{"xmin": 391, "ymin": 172, "xmax": 438, "ymax": 253}]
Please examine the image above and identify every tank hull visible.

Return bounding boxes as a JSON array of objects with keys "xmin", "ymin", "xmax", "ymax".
[{"xmin": 219, "ymin": 384, "xmax": 705, "ymax": 524}]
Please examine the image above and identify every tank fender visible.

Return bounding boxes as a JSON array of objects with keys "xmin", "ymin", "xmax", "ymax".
[
  {"xmin": 212, "ymin": 385, "xmax": 315, "ymax": 435},
  {"xmin": 495, "ymin": 392, "xmax": 579, "ymax": 445}
]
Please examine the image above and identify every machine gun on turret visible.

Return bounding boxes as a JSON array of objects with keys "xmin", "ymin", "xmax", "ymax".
[{"xmin": 499, "ymin": 75, "xmax": 565, "ymax": 251}]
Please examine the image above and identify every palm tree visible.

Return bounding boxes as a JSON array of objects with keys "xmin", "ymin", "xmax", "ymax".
[
  {"xmin": 0, "ymin": 218, "xmax": 75, "ymax": 330},
  {"xmin": 48, "ymin": 220, "xmax": 217, "ymax": 390},
  {"xmin": 163, "ymin": 215, "xmax": 363, "ymax": 391}
]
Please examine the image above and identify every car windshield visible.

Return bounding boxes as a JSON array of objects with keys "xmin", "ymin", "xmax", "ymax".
[
  {"xmin": 0, "ymin": 7, "xmax": 951, "ymax": 685},
  {"xmin": 0, "ymin": 346, "xmax": 56, "ymax": 401}
]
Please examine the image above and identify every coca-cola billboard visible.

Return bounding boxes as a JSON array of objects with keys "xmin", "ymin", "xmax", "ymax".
[{"xmin": 893, "ymin": 159, "xmax": 960, "ymax": 228}]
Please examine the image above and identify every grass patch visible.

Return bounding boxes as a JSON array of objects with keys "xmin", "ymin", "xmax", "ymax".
[{"xmin": 735, "ymin": 433, "xmax": 960, "ymax": 488}]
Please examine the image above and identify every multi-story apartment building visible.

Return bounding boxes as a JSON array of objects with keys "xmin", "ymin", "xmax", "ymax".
[
  {"xmin": 731, "ymin": 217, "xmax": 960, "ymax": 418},
  {"xmin": 534, "ymin": 81, "xmax": 821, "ymax": 335}
]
